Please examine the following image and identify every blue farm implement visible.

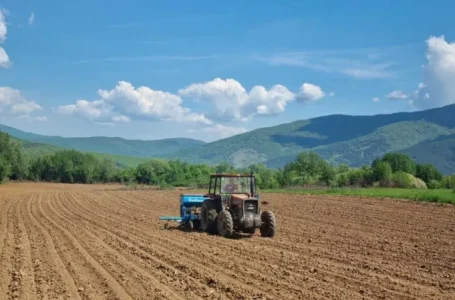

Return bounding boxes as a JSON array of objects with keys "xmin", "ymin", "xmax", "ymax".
[{"xmin": 159, "ymin": 194, "xmax": 207, "ymax": 230}]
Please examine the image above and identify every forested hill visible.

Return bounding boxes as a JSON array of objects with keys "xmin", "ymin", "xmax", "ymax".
[
  {"xmin": 167, "ymin": 104, "xmax": 455, "ymax": 174},
  {"xmin": 0, "ymin": 124, "xmax": 205, "ymax": 158},
  {"xmin": 2, "ymin": 104, "xmax": 455, "ymax": 174}
]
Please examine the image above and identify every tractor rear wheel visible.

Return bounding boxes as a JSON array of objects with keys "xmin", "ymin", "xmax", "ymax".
[
  {"xmin": 260, "ymin": 211, "xmax": 276, "ymax": 237},
  {"xmin": 201, "ymin": 200, "xmax": 217, "ymax": 234},
  {"xmin": 217, "ymin": 210, "xmax": 234, "ymax": 238}
]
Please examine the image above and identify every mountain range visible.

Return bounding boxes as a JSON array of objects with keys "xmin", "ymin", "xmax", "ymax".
[{"xmin": 1, "ymin": 103, "xmax": 454, "ymax": 174}]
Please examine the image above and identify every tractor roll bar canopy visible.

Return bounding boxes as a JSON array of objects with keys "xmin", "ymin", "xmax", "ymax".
[
  {"xmin": 209, "ymin": 173, "xmax": 255, "ymax": 177},
  {"xmin": 208, "ymin": 173, "xmax": 256, "ymax": 195}
]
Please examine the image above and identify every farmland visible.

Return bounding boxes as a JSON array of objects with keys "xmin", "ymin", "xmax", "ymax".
[{"xmin": 1, "ymin": 183, "xmax": 455, "ymax": 299}]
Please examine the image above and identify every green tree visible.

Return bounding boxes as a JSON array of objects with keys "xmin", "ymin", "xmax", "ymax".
[
  {"xmin": 416, "ymin": 164, "xmax": 443, "ymax": 184},
  {"xmin": 372, "ymin": 161, "xmax": 393, "ymax": 187},
  {"xmin": 284, "ymin": 151, "xmax": 330, "ymax": 185},
  {"xmin": 375, "ymin": 152, "xmax": 417, "ymax": 175},
  {"xmin": 0, "ymin": 156, "xmax": 11, "ymax": 182}
]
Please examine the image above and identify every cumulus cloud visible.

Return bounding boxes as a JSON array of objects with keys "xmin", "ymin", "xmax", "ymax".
[
  {"xmin": 56, "ymin": 81, "xmax": 211, "ymax": 125},
  {"xmin": 0, "ymin": 87, "xmax": 42, "ymax": 116},
  {"xmin": 57, "ymin": 79, "xmax": 326, "ymax": 133},
  {"xmin": 56, "ymin": 99, "xmax": 112, "ymax": 121},
  {"xmin": 410, "ymin": 36, "xmax": 455, "ymax": 109},
  {"xmin": 178, "ymin": 78, "xmax": 311, "ymax": 121},
  {"xmin": 0, "ymin": 9, "xmax": 10, "ymax": 68},
  {"xmin": 202, "ymin": 124, "xmax": 248, "ymax": 139},
  {"xmin": 296, "ymin": 83, "xmax": 326, "ymax": 103},
  {"xmin": 0, "ymin": 47, "xmax": 9, "ymax": 68},
  {"xmin": 372, "ymin": 97, "xmax": 380, "ymax": 102},
  {"xmin": 28, "ymin": 12, "xmax": 35, "ymax": 25},
  {"xmin": 0, "ymin": 9, "xmax": 6, "ymax": 42},
  {"xmin": 98, "ymin": 81, "xmax": 211, "ymax": 124},
  {"xmin": 387, "ymin": 90, "xmax": 409, "ymax": 100}
]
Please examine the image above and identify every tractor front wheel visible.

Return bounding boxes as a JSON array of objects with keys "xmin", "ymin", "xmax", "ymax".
[
  {"xmin": 201, "ymin": 200, "xmax": 217, "ymax": 234},
  {"xmin": 217, "ymin": 210, "xmax": 234, "ymax": 238},
  {"xmin": 260, "ymin": 211, "xmax": 276, "ymax": 237}
]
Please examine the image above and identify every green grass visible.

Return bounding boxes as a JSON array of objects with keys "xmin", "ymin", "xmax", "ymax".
[{"xmin": 262, "ymin": 187, "xmax": 455, "ymax": 204}]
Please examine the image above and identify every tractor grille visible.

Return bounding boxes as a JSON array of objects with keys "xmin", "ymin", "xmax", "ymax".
[{"xmin": 244, "ymin": 200, "xmax": 258, "ymax": 214}]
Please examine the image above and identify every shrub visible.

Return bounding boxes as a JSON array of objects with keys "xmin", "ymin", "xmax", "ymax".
[
  {"xmin": 427, "ymin": 179, "xmax": 441, "ymax": 189},
  {"xmin": 442, "ymin": 176, "xmax": 455, "ymax": 189},
  {"xmin": 408, "ymin": 174, "xmax": 427, "ymax": 189},
  {"xmin": 336, "ymin": 173, "xmax": 349, "ymax": 187},
  {"xmin": 391, "ymin": 172, "xmax": 412, "ymax": 188}
]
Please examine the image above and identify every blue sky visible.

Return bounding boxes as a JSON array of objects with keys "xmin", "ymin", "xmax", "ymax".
[{"xmin": 1, "ymin": 0, "xmax": 455, "ymax": 142}]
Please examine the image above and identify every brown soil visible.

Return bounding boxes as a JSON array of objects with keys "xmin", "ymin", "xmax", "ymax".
[{"xmin": 0, "ymin": 182, "xmax": 454, "ymax": 299}]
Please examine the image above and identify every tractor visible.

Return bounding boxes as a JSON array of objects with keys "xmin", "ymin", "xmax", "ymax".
[{"xmin": 200, "ymin": 173, "xmax": 276, "ymax": 238}]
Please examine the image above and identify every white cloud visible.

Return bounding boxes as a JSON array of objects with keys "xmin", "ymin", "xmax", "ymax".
[
  {"xmin": 56, "ymin": 81, "xmax": 211, "ymax": 125},
  {"xmin": 28, "ymin": 12, "xmax": 35, "ymax": 25},
  {"xmin": 35, "ymin": 116, "xmax": 48, "ymax": 122},
  {"xmin": 179, "ymin": 78, "xmax": 297, "ymax": 121},
  {"xmin": 56, "ymin": 99, "xmax": 112, "ymax": 121},
  {"xmin": 0, "ymin": 9, "xmax": 6, "ymax": 42},
  {"xmin": 410, "ymin": 36, "xmax": 455, "ymax": 109},
  {"xmin": 202, "ymin": 124, "xmax": 248, "ymax": 139},
  {"xmin": 0, "ymin": 47, "xmax": 10, "ymax": 68},
  {"xmin": 372, "ymin": 97, "xmax": 380, "ymax": 102},
  {"xmin": 296, "ymin": 83, "xmax": 326, "ymax": 103},
  {"xmin": 387, "ymin": 90, "xmax": 409, "ymax": 100},
  {"xmin": 0, "ymin": 87, "xmax": 42, "ymax": 116},
  {"xmin": 0, "ymin": 10, "xmax": 10, "ymax": 68},
  {"xmin": 56, "ymin": 79, "xmax": 326, "ymax": 129},
  {"xmin": 12, "ymin": 102, "xmax": 42, "ymax": 114},
  {"xmin": 98, "ymin": 81, "xmax": 211, "ymax": 124}
]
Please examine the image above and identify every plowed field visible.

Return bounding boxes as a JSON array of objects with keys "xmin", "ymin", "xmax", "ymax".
[{"xmin": 0, "ymin": 183, "xmax": 454, "ymax": 300}]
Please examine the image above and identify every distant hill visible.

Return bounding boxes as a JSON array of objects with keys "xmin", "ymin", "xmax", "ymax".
[
  {"xmin": 402, "ymin": 134, "xmax": 455, "ymax": 175},
  {"xmin": 0, "ymin": 124, "xmax": 206, "ymax": 158},
  {"xmin": 3, "ymin": 104, "xmax": 455, "ymax": 174},
  {"xmin": 9, "ymin": 136, "xmax": 151, "ymax": 168},
  {"xmin": 167, "ymin": 104, "xmax": 455, "ymax": 174}
]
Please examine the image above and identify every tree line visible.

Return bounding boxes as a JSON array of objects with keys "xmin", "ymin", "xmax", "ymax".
[{"xmin": 1, "ymin": 132, "xmax": 454, "ymax": 190}]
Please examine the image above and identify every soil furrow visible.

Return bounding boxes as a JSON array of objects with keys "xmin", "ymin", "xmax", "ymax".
[
  {"xmin": 0, "ymin": 199, "xmax": 19, "ymax": 299},
  {"xmin": 48, "ymin": 193, "xmax": 190, "ymax": 300},
  {"xmin": 14, "ymin": 195, "xmax": 37, "ymax": 299},
  {"xmin": 0, "ymin": 197, "xmax": 14, "ymax": 299},
  {"xmin": 25, "ymin": 193, "xmax": 81, "ymax": 300},
  {"xmin": 34, "ymin": 193, "xmax": 128, "ymax": 300}
]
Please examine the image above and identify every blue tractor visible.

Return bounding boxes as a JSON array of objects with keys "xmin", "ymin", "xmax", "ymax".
[{"xmin": 160, "ymin": 173, "xmax": 276, "ymax": 238}]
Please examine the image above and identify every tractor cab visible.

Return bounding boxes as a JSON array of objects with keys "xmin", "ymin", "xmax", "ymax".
[{"xmin": 208, "ymin": 173, "xmax": 256, "ymax": 195}]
